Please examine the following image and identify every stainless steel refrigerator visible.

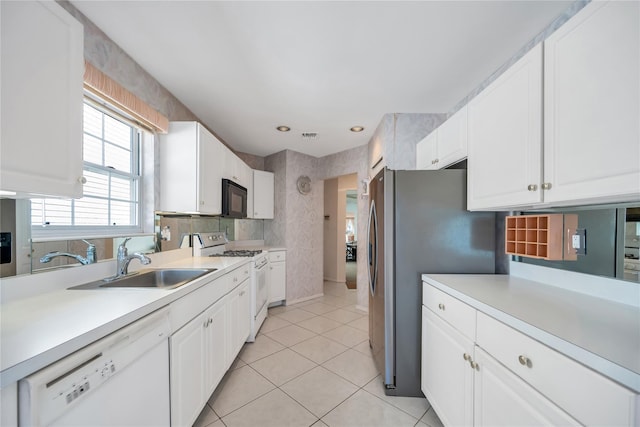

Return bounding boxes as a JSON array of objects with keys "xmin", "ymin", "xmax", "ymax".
[{"xmin": 367, "ymin": 168, "xmax": 496, "ymax": 397}]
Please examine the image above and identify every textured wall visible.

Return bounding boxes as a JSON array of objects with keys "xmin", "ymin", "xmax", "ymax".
[
  {"xmin": 264, "ymin": 151, "xmax": 287, "ymax": 247},
  {"xmin": 284, "ymin": 151, "xmax": 323, "ymax": 303},
  {"xmin": 236, "ymin": 152, "xmax": 266, "ymax": 171}
]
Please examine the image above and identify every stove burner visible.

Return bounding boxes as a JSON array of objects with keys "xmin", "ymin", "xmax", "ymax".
[{"xmin": 210, "ymin": 250, "xmax": 263, "ymax": 258}]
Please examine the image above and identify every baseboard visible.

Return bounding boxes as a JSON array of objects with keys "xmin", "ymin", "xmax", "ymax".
[
  {"xmin": 287, "ymin": 293, "xmax": 324, "ymax": 305},
  {"xmin": 323, "ymin": 277, "xmax": 346, "ymax": 284}
]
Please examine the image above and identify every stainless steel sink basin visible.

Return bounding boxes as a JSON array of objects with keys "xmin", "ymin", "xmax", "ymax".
[{"xmin": 69, "ymin": 268, "xmax": 215, "ymax": 290}]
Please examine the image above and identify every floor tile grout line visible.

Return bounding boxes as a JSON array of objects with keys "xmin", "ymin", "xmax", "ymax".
[{"xmin": 212, "ymin": 364, "xmax": 280, "ymax": 420}]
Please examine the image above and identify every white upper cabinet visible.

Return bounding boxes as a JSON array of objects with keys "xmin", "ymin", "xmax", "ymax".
[
  {"xmin": 222, "ymin": 146, "xmax": 252, "ymax": 190},
  {"xmin": 252, "ymin": 170, "xmax": 274, "ymax": 219},
  {"xmin": 467, "ymin": 44, "xmax": 543, "ymax": 210},
  {"xmin": 417, "ymin": 107, "xmax": 468, "ymax": 170},
  {"xmin": 543, "ymin": 0, "xmax": 640, "ymax": 205},
  {"xmin": 159, "ymin": 122, "xmax": 224, "ymax": 214},
  {"xmin": 467, "ymin": 1, "xmax": 640, "ymax": 210},
  {"xmin": 1, "ymin": 1, "xmax": 84, "ymax": 198},
  {"xmin": 416, "ymin": 131, "xmax": 438, "ymax": 170}
]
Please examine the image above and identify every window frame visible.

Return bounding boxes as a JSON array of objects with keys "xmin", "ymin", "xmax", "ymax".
[{"xmin": 31, "ymin": 98, "xmax": 144, "ymax": 239}]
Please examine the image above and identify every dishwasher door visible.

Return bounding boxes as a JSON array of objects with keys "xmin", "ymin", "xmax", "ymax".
[{"xmin": 19, "ymin": 308, "xmax": 171, "ymax": 427}]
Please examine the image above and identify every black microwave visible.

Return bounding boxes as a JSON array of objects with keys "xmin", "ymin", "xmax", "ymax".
[{"xmin": 222, "ymin": 179, "xmax": 247, "ymax": 218}]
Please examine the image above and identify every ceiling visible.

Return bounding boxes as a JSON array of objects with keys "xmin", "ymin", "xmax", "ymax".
[{"xmin": 71, "ymin": 1, "xmax": 572, "ymax": 158}]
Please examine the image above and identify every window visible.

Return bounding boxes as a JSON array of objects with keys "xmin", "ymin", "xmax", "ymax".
[{"xmin": 32, "ymin": 101, "xmax": 141, "ymax": 236}]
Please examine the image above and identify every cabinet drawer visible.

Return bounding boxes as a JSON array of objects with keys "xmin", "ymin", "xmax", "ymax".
[
  {"xmin": 269, "ymin": 251, "xmax": 286, "ymax": 263},
  {"xmin": 227, "ymin": 263, "xmax": 250, "ymax": 292},
  {"xmin": 423, "ymin": 284, "xmax": 476, "ymax": 340},
  {"xmin": 477, "ymin": 312, "xmax": 638, "ymax": 426},
  {"xmin": 170, "ymin": 275, "xmax": 228, "ymax": 332}
]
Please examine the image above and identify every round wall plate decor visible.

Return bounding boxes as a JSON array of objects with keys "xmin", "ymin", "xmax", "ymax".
[{"xmin": 296, "ymin": 175, "xmax": 312, "ymax": 194}]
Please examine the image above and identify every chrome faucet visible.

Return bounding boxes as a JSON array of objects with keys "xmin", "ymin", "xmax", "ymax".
[
  {"xmin": 40, "ymin": 240, "xmax": 97, "ymax": 266},
  {"xmin": 105, "ymin": 237, "xmax": 151, "ymax": 281}
]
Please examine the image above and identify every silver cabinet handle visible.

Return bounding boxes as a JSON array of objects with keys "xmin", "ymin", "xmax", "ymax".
[
  {"xmin": 541, "ymin": 183, "xmax": 552, "ymax": 190},
  {"xmin": 78, "ymin": 176, "xmax": 87, "ymax": 184},
  {"xmin": 518, "ymin": 355, "xmax": 532, "ymax": 367},
  {"xmin": 463, "ymin": 353, "xmax": 471, "ymax": 361},
  {"xmin": 527, "ymin": 184, "xmax": 538, "ymax": 191},
  {"xmin": 470, "ymin": 361, "xmax": 479, "ymax": 371},
  {"xmin": 438, "ymin": 303, "xmax": 445, "ymax": 311}
]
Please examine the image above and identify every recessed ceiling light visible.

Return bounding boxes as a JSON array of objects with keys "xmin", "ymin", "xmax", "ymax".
[
  {"xmin": 276, "ymin": 125, "xmax": 290, "ymax": 132},
  {"xmin": 350, "ymin": 126, "xmax": 364, "ymax": 132}
]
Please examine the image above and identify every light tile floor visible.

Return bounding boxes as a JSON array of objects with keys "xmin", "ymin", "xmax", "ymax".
[{"xmin": 193, "ymin": 281, "xmax": 444, "ymax": 427}]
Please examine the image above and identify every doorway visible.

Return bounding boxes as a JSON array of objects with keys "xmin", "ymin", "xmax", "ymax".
[
  {"xmin": 345, "ymin": 190, "xmax": 357, "ymax": 289},
  {"xmin": 323, "ymin": 173, "xmax": 358, "ymax": 286}
]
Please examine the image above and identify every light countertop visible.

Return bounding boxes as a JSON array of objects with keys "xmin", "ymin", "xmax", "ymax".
[
  {"xmin": 422, "ymin": 274, "xmax": 640, "ymax": 393},
  {"xmin": 0, "ymin": 256, "xmax": 249, "ymax": 387}
]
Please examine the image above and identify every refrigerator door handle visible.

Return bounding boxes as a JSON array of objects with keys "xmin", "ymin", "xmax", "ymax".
[{"xmin": 368, "ymin": 200, "xmax": 378, "ymax": 297}]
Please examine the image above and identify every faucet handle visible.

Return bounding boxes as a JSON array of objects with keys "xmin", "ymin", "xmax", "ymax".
[
  {"xmin": 82, "ymin": 239, "xmax": 97, "ymax": 264},
  {"xmin": 117, "ymin": 237, "xmax": 132, "ymax": 257}
]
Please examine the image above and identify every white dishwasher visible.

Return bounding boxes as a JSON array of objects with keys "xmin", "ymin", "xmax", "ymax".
[{"xmin": 18, "ymin": 308, "xmax": 171, "ymax": 427}]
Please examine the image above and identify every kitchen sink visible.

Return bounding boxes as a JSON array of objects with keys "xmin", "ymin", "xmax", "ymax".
[{"xmin": 69, "ymin": 268, "xmax": 215, "ymax": 290}]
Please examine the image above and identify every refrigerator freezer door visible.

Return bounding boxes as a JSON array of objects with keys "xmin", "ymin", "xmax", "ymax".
[{"xmin": 368, "ymin": 169, "xmax": 388, "ymax": 387}]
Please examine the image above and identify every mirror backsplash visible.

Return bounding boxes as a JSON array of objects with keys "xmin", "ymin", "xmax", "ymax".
[
  {"xmin": 517, "ymin": 203, "xmax": 640, "ymax": 284},
  {"xmin": 157, "ymin": 214, "xmax": 265, "ymax": 252},
  {"xmin": 14, "ymin": 215, "xmax": 265, "ymax": 276}
]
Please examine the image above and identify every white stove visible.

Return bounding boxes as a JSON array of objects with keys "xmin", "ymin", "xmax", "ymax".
[{"xmin": 192, "ymin": 232, "xmax": 268, "ymax": 342}]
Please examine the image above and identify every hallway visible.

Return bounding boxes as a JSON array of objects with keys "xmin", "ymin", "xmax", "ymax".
[{"xmin": 193, "ymin": 281, "xmax": 443, "ymax": 427}]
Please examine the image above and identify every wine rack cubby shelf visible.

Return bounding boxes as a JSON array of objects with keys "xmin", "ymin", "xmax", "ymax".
[{"xmin": 505, "ymin": 214, "xmax": 577, "ymax": 261}]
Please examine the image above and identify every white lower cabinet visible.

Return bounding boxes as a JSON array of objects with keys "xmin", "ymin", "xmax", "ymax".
[
  {"xmin": 268, "ymin": 250, "xmax": 286, "ymax": 304},
  {"xmin": 473, "ymin": 347, "xmax": 579, "ymax": 426},
  {"xmin": 421, "ymin": 282, "xmax": 639, "ymax": 426},
  {"xmin": 421, "ymin": 307, "xmax": 474, "ymax": 427},
  {"xmin": 227, "ymin": 279, "xmax": 250, "ymax": 366},
  {"xmin": 170, "ymin": 309, "xmax": 209, "ymax": 427},
  {"xmin": 170, "ymin": 268, "xmax": 251, "ymax": 427}
]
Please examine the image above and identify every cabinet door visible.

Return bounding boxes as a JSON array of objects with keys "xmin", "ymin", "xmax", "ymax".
[
  {"xmin": 543, "ymin": 1, "xmax": 640, "ymax": 204},
  {"xmin": 197, "ymin": 124, "xmax": 223, "ymax": 215},
  {"xmin": 269, "ymin": 261, "xmax": 286, "ymax": 303},
  {"xmin": 437, "ymin": 106, "xmax": 468, "ymax": 168},
  {"xmin": 421, "ymin": 307, "xmax": 474, "ymax": 427},
  {"xmin": 416, "ymin": 131, "xmax": 438, "ymax": 170},
  {"xmin": 227, "ymin": 279, "xmax": 251, "ymax": 365},
  {"xmin": 238, "ymin": 280, "xmax": 251, "ymax": 346},
  {"xmin": 0, "ymin": 1, "xmax": 84, "ymax": 198},
  {"xmin": 473, "ymin": 347, "xmax": 580, "ymax": 426},
  {"xmin": 467, "ymin": 44, "xmax": 543, "ymax": 210},
  {"xmin": 253, "ymin": 170, "xmax": 275, "ymax": 219},
  {"xmin": 170, "ymin": 312, "xmax": 207, "ymax": 427},
  {"xmin": 204, "ymin": 299, "xmax": 227, "ymax": 398}
]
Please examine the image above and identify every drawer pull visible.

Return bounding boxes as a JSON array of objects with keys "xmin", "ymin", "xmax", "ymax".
[
  {"xmin": 438, "ymin": 303, "xmax": 445, "ymax": 311},
  {"xmin": 470, "ymin": 361, "xmax": 480, "ymax": 371},
  {"xmin": 463, "ymin": 353, "xmax": 471, "ymax": 361},
  {"xmin": 518, "ymin": 355, "xmax": 532, "ymax": 368}
]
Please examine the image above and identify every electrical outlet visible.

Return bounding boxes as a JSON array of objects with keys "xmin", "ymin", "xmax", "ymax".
[{"xmin": 573, "ymin": 228, "xmax": 587, "ymax": 255}]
